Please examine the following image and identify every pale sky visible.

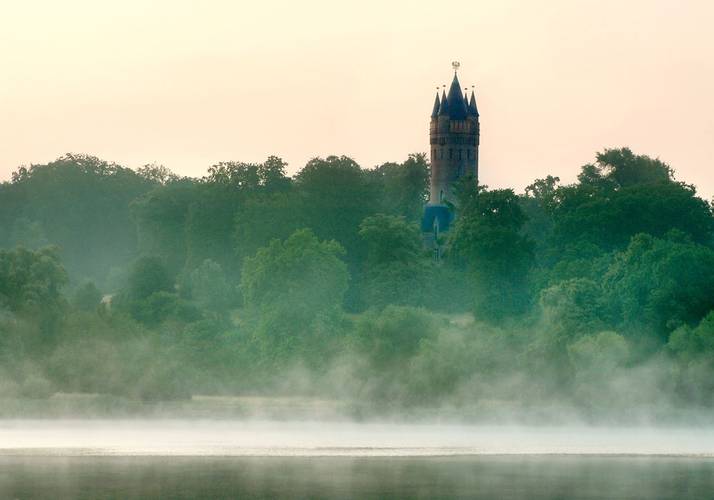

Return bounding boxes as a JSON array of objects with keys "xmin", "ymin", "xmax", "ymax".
[{"xmin": 1, "ymin": 0, "xmax": 713, "ymax": 198}]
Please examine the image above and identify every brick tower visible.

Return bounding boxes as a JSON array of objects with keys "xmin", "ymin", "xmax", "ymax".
[{"xmin": 422, "ymin": 62, "xmax": 480, "ymax": 250}]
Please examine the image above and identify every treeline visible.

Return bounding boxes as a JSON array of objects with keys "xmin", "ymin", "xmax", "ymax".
[{"xmin": 1, "ymin": 149, "xmax": 713, "ymax": 418}]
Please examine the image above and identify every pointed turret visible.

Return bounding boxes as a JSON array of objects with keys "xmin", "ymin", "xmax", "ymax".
[
  {"xmin": 438, "ymin": 90, "xmax": 449, "ymax": 116},
  {"xmin": 431, "ymin": 92, "xmax": 440, "ymax": 118},
  {"xmin": 446, "ymin": 73, "xmax": 468, "ymax": 120},
  {"xmin": 469, "ymin": 91, "xmax": 479, "ymax": 117}
]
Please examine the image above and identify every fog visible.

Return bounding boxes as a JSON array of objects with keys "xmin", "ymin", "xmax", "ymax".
[
  {"xmin": 2, "ymin": 420, "xmax": 714, "ymax": 457},
  {"xmin": 3, "ymin": 149, "xmax": 714, "ymax": 491}
]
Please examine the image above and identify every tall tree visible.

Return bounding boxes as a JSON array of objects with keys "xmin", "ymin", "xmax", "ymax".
[
  {"xmin": 450, "ymin": 187, "xmax": 534, "ymax": 320},
  {"xmin": 1, "ymin": 154, "xmax": 155, "ymax": 284}
]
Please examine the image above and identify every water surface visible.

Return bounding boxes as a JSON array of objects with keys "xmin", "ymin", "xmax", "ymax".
[
  {"xmin": 3, "ymin": 420, "xmax": 714, "ymax": 499},
  {"xmin": 2, "ymin": 456, "xmax": 714, "ymax": 499}
]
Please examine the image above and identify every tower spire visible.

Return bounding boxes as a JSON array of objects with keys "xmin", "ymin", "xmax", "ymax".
[
  {"xmin": 446, "ymin": 72, "xmax": 468, "ymax": 119},
  {"xmin": 431, "ymin": 90, "xmax": 440, "ymax": 118},
  {"xmin": 438, "ymin": 87, "xmax": 449, "ymax": 116},
  {"xmin": 469, "ymin": 88, "xmax": 479, "ymax": 116}
]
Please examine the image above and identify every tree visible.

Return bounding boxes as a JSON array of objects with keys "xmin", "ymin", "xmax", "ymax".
[
  {"xmin": 8, "ymin": 218, "xmax": 49, "ymax": 249},
  {"xmin": 2, "ymin": 153, "xmax": 155, "ymax": 284},
  {"xmin": 127, "ymin": 256, "xmax": 174, "ymax": 302},
  {"xmin": 357, "ymin": 214, "xmax": 430, "ymax": 308},
  {"xmin": 241, "ymin": 229, "xmax": 348, "ymax": 317},
  {"xmin": 595, "ymin": 147, "xmax": 673, "ymax": 188},
  {"xmin": 73, "ymin": 281, "xmax": 102, "ymax": 312},
  {"xmin": 450, "ymin": 187, "xmax": 534, "ymax": 320},
  {"xmin": 603, "ymin": 233, "xmax": 714, "ymax": 341},
  {"xmin": 372, "ymin": 153, "xmax": 430, "ymax": 221},
  {"xmin": 359, "ymin": 214, "xmax": 423, "ymax": 266},
  {"xmin": 195, "ymin": 156, "xmax": 292, "ymax": 275},
  {"xmin": 132, "ymin": 179, "xmax": 198, "ymax": 274},
  {"xmin": 524, "ymin": 175, "xmax": 561, "ymax": 213},
  {"xmin": 0, "ymin": 246, "xmax": 68, "ymax": 346},
  {"xmin": 567, "ymin": 331, "xmax": 630, "ymax": 410},
  {"xmin": 240, "ymin": 229, "xmax": 349, "ymax": 363},
  {"xmin": 206, "ymin": 156, "xmax": 291, "ymax": 192},
  {"xmin": 520, "ymin": 176, "xmax": 560, "ymax": 264},
  {"xmin": 0, "ymin": 246, "xmax": 67, "ymax": 314},
  {"xmin": 553, "ymin": 182, "xmax": 713, "ymax": 250},
  {"xmin": 354, "ymin": 305, "xmax": 434, "ymax": 369},
  {"xmin": 258, "ymin": 156, "xmax": 292, "ymax": 192},
  {"xmin": 234, "ymin": 191, "xmax": 305, "ymax": 265},
  {"xmin": 294, "ymin": 156, "xmax": 380, "ymax": 264},
  {"xmin": 549, "ymin": 149, "xmax": 713, "ymax": 251},
  {"xmin": 206, "ymin": 161, "xmax": 260, "ymax": 189},
  {"xmin": 187, "ymin": 259, "xmax": 232, "ymax": 316},
  {"xmin": 135, "ymin": 163, "xmax": 181, "ymax": 185},
  {"xmin": 539, "ymin": 278, "xmax": 608, "ymax": 339},
  {"xmin": 667, "ymin": 312, "xmax": 714, "ymax": 405}
]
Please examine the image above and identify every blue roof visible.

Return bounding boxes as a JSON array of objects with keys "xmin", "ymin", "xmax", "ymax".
[
  {"xmin": 431, "ymin": 92, "xmax": 440, "ymax": 118},
  {"xmin": 421, "ymin": 204, "xmax": 453, "ymax": 232},
  {"xmin": 438, "ymin": 90, "xmax": 449, "ymax": 116},
  {"xmin": 469, "ymin": 91, "xmax": 479, "ymax": 117},
  {"xmin": 446, "ymin": 74, "xmax": 468, "ymax": 120}
]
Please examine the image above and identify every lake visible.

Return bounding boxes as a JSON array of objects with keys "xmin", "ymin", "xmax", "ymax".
[
  {"xmin": 2, "ymin": 456, "xmax": 714, "ymax": 499},
  {"xmin": 1, "ymin": 420, "xmax": 713, "ymax": 499}
]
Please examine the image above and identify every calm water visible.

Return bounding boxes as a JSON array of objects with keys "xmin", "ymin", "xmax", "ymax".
[
  {"xmin": 1, "ymin": 456, "xmax": 714, "ymax": 499},
  {"xmin": 2, "ymin": 420, "xmax": 714, "ymax": 498}
]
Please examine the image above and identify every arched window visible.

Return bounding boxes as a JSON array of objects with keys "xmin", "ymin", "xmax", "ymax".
[{"xmin": 449, "ymin": 149, "xmax": 453, "ymax": 160}]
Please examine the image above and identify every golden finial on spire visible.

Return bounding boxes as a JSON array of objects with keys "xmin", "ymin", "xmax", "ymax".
[{"xmin": 452, "ymin": 61, "xmax": 460, "ymax": 73}]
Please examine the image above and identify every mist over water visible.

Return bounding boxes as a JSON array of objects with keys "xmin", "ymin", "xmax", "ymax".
[
  {"xmin": 2, "ymin": 420, "xmax": 713, "ymax": 457},
  {"xmin": 2, "ymin": 420, "xmax": 714, "ymax": 499},
  {"xmin": 3, "ymin": 109, "xmax": 714, "ymax": 497}
]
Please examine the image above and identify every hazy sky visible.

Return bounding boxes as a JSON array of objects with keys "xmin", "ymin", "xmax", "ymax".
[{"xmin": 2, "ymin": 0, "xmax": 713, "ymax": 197}]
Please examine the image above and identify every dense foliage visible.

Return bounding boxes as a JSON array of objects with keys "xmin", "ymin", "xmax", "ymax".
[{"xmin": 1, "ymin": 147, "xmax": 713, "ymax": 419}]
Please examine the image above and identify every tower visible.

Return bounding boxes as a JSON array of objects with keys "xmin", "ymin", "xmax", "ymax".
[{"xmin": 422, "ymin": 62, "xmax": 480, "ymax": 247}]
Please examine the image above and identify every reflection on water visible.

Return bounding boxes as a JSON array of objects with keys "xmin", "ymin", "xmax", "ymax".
[{"xmin": 1, "ymin": 456, "xmax": 714, "ymax": 499}]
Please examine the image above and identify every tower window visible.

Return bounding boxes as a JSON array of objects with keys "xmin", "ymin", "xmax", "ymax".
[
  {"xmin": 449, "ymin": 149, "xmax": 452, "ymax": 160},
  {"xmin": 467, "ymin": 149, "xmax": 471, "ymax": 160},
  {"xmin": 458, "ymin": 150, "xmax": 462, "ymax": 160}
]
